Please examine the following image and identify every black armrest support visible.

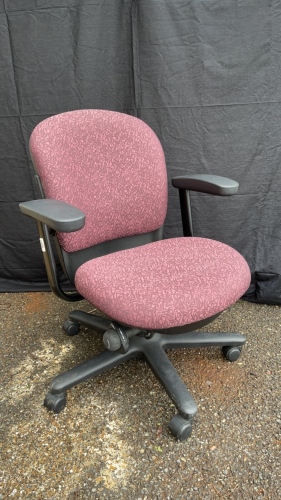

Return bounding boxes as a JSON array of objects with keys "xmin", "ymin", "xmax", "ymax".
[
  {"xmin": 19, "ymin": 199, "xmax": 85, "ymax": 232},
  {"xmin": 172, "ymin": 174, "xmax": 239, "ymax": 237},
  {"xmin": 172, "ymin": 174, "xmax": 239, "ymax": 196},
  {"xmin": 19, "ymin": 198, "xmax": 84, "ymax": 302}
]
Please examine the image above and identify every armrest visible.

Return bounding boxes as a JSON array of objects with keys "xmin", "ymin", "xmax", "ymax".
[
  {"xmin": 19, "ymin": 199, "xmax": 85, "ymax": 232},
  {"xmin": 172, "ymin": 174, "xmax": 239, "ymax": 237},
  {"xmin": 172, "ymin": 174, "xmax": 239, "ymax": 196}
]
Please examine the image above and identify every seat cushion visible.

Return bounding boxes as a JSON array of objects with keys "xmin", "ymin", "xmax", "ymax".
[{"xmin": 74, "ymin": 237, "xmax": 251, "ymax": 330}]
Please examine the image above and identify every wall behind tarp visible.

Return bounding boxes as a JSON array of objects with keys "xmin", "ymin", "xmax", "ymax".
[{"xmin": 1, "ymin": 0, "xmax": 281, "ymax": 304}]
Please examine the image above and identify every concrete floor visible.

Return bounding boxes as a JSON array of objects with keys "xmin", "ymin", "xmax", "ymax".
[{"xmin": 1, "ymin": 292, "xmax": 280, "ymax": 499}]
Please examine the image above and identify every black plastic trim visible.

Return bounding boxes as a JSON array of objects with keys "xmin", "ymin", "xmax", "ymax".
[
  {"xmin": 172, "ymin": 174, "xmax": 239, "ymax": 196},
  {"xmin": 19, "ymin": 199, "xmax": 85, "ymax": 232}
]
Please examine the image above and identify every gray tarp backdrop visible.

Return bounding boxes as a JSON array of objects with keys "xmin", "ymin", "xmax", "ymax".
[{"xmin": 1, "ymin": 0, "xmax": 281, "ymax": 304}]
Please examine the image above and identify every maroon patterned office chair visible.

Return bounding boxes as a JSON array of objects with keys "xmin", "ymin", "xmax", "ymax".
[{"xmin": 20, "ymin": 110, "xmax": 251, "ymax": 440}]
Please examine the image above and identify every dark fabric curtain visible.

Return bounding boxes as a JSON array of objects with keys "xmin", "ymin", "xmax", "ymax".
[{"xmin": 1, "ymin": 0, "xmax": 281, "ymax": 303}]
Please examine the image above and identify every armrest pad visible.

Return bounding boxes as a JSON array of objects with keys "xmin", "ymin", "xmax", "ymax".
[
  {"xmin": 19, "ymin": 199, "xmax": 85, "ymax": 232},
  {"xmin": 172, "ymin": 174, "xmax": 239, "ymax": 196}
]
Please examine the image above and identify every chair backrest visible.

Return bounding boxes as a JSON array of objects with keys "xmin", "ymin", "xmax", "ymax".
[{"xmin": 29, "ymin": 110, "xmax": 168, "ymax": 253}]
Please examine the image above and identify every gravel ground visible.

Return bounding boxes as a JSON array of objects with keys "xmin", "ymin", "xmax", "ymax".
[{"xmin": 0, "ymin": 292, "xmax": 280, "ymax": 499}]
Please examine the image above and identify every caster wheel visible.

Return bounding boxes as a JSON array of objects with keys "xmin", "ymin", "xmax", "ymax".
[
  {"xmin": 168, "ymin": 414, "xmax": 193, "ymax": 441},
  {"xmin": 63, "ymin": 320, "xmax": 80, "ymax": 336},
  {"xmin": 222, "ymin": 345, "xmax": 242, "ymax": 362},
  {"xmin": 44, "ymin": 392, "xmax": 67, "ymax": 414}
]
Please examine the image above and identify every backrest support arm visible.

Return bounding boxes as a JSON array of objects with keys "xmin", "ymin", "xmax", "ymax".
[{"xmin": 179, "ymin": 189, "xmax": 193, "ymax": 237}]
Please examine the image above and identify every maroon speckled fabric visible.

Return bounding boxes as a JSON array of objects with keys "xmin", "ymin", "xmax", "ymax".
[
  {"xmin": 75, "ymin": 237, "xmax": 251, "ymax": 329},
  {"xmin": 30, "ymin": 110, "xmax": 168, "ymax": 252},
  {"xmin": 30, "ymin": 109, "xmax": 251, "ymax": 330}
]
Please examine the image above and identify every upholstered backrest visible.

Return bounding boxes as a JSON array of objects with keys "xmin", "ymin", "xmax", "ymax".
[{"xmin": 29, "ymin": 110, "xmax": 168, "ymax": 252}]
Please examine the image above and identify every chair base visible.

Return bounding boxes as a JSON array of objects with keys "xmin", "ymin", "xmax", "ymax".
[{"xmin": 44, "ymin": 311, "xmax": 245, "ymax": 440}]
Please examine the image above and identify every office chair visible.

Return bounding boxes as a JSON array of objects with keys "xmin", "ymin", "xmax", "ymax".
[{"xmin": 20, "ymin": 110, "xmax": 251, "ymax": 440}]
